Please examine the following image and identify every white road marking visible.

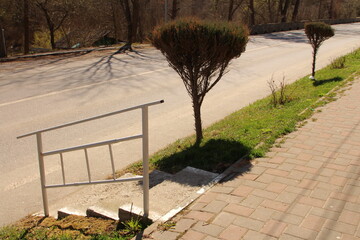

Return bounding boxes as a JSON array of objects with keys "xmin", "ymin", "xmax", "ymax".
[{"xmin": 0, "ymin": 67, "xmax": 169, "ymax": 108}]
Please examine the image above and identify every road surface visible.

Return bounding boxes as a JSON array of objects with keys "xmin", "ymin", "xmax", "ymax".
[{"xmin": 0, "ymin": 23, "xmax": 359, "ymax": 226}]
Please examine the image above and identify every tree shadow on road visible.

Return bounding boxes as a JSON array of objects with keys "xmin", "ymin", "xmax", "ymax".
[{"xmin": 262, "ymin": 31, "xmax": 308, "ymax": 44}]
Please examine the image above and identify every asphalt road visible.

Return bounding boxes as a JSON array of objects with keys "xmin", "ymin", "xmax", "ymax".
[{"xmin": 0, "ymin": 23, "xmax": 359, "ymax": 226}]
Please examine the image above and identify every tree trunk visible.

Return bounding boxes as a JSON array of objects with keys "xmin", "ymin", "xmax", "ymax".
[
  {"xmin": 249, "ymin": 0, "xmax": 255, "ymax": 25},
  {"xmin": 292, "ymin": 0, "xmax": 301, "ymax": 22},
  {"xmin": 23, "ymin": 0, "xmax": 30, "ymax": 54},
  {"xmin": 267, "ymin": 0, "xmax": 274, "ymax": 22},
  {"xmin": 228, "ymin": 0, "xmax": 234, "ymax": 21},
  {"xmin": 311, "ymin": 46, "xmax": 318, "ymax": 78},
  {"xmin": 329, "ymin": 0, "xmax": 336, "ymax": 19},
  {"xmin": 170, "ymin": 0, "xmax": 178, "ymax": 20},
  {"xmin": 132, "ymin": 0, "xmax": 139, "ymax": 41},
  {"xmin": 318, "ymin": 0, "xmax": 323, "ymax": 20},
  {"xmin": 279, "ymin": 0, "xmax": 291, "ymax": 22},
  {"xmin": 49, "ymin": 25, "xmax": 55, "ymax": 49},
  {"xmin": 192, "ymin": 97, "xmax": 203, "ymax": 144}
]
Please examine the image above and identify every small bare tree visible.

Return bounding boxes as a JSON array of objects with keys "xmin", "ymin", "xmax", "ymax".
[
  {"xmin": 151, "ymin": 18, "xmax": 249, "ymax": 143},
  {"xmin": 305, "ymin": 22, "xmax": 334, "ymax": 80}
]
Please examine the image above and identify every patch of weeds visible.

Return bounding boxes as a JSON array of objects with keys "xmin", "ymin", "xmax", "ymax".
[
  {"xmin": 268, "ymin": 76, "xmax": 295, "ymax": 107},
  {"xmin": 119, "ymin": 217, "xmax": 145, "ymax": 237},
  {"xmin": 330, "ymin": 56, "xmax": 346, "ymax": 69},
  {"xmin": 157, "ymin": 221, "xmax": 176, "ymax": 232}
]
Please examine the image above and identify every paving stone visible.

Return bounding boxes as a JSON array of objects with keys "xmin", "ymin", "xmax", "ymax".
[
  {"xmin": 240, "ymin": 195, "xmax": 265, "ymax": 208},
  {"xmin": 192, "ymin": 221, "xmax": 224, "ymax": 237},
  {"xmin": 329, "ymin": 175, "xmax": 348, "ymax": 186},
  {"xmin": 201, "ymin": 200, "xmax": 228, "ymax": 214},
  {"xmin": 251, "ymin": 189, "xmax": 278, "ymax": 200},
  {"xmin": 279, "ymin": 234, "xmax": 304, "ymax": 240},
  {"xmin": 242, "ymin": 230, "xmax": 276, "ymax": 240},
  {"xmin": 310, "ymin": 188, "xmax": 331, "ymax": 200},
  {"xmin": 219, "ymin": 225, "xmax": 247, "ymax": 240},
  {"xmin": 180, "ymin": 229, "xmax": 206, "ymax": 240},
  {"xmin": 324, "ymin": 220, "xmax": 357, "ymax": 235},
  {"xmin": 276, "ymin": 191, "xmax": 299, "ymax": 204},
  {"xmin": 249, "ymin": 207, "xmax": 276, "ymax": 222},
  {"xmin": 309, "ymin": 207, "xmax": 339, "ymax": 221},
  {"xmin": 298, "ymin": 196, "xmax": 325, "ymax": 208},
  {"xmin": 215, "ymin": 193, "xmax": 244, "ymax": 204},
  {"xmin": 152, "ymin": 230, "xmax": 180, "ymax": 240},
  {"xmin": 212, "ymin": 212, "xmax": 237, "ymax": 228},
  {"xmin": 233, "ymin": 215, "xmax": 264, "ymax": 231},
  {"xmin": 338, "ymin": 209, "xmax": 360, "ymax": 225},
  {"xmin": 285, "ymin": 170, "xmax": 307, "ymax": 180},
  {"xmin": 284, "ymin": 225, "xmax": 318, "ymax": 240},
  {"xmin": 261, "ymin": 199, "xmax": 289, "ymax": 212},
  {"xmin": 203, "ymin": 236, "xmax": 220, "ymax": 240},
  {"xmin": 210, "ymin": 186, "xmax": 235, "ymax": 194},
  {"xmin": 223, "ymin": 203, "xmax": 254, "ymax": 217},
  {"xmin": 324, "ymin": 198, "xmax": 347, "ymax": 212},
  {"xmin": 315, "ymin": 229, "xmax": 342, "ymax": 240},
  {"xmin": 301, "ymin": 214, "xmax": 327, "ymax": 231},
  {"xmin": 171, "ymin": 218, "xmax": 196, "ymax": 233},
  {"xmin": 190, "ymin": 202, "xmax": 208, "ymax": 211},
  {"xmin": 271, "ymin": 212, "xmax": 303, "ymax": 225},
  {"xmin": 266, "ymin": 182, "xmax": 287, "ymax": 194},
  {"xmin": 198, "ymin": 192, "xmax": 221, "ymax": 204},
  {"xmin": 265, "ymin": 168, "xmax": 290, "ymax": 177},
  {"xmin": 184, "ymin": 210, "xmax": 215, "ymax": 222},
  {"xmin": 260, "ymin": 219, "xmax": 287, "ymax": 238},
  {"xmin": 231, "ymin": 185, "xmax": 254, "ymax": 197}
]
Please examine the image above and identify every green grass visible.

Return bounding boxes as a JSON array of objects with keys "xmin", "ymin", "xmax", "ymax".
[{"xmin": 124, "ymin": 48, "xmax": 360, "ymax": 175}]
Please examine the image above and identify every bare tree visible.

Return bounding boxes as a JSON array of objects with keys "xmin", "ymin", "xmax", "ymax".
[
  {"xmin": 292, "ymin": 0, "xmax": 301, "ymax": 22},
  {"xmin": 117, "ymin": 0, "xmax": 140, "ymax": 52},
  {"xmin": 23, "ymin": 0, "xmax": 30, "ymax": 54},
  {"xmin": 228, "ymin": 0, "xmax": 244, "ymax": 21},
  {"xmin": 249, "ymin": 0, "xmax": 256, "ymax": 25},
  {"xmin": 279, "ymin": 0, "xmax": 291, "ymax": 22},
  {"xmin": 170, "ymin": 0, "xmax": 179, "ymax": 20},
  {"xmin": 35, "ymin": 0, "xmax": 70, "ymax": 49}
]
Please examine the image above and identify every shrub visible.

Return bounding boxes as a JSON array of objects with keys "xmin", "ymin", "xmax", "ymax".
[
  {"xmin": 151, "ymin": 18, "xmax": 249, "ymax": 143},
  {"xmin": 305, "ymin": 22, "xmax": 334, "ymax": 79},
  {"xmin": 330, "ymin": 56, "xmax": 346, "ymax": 69}
]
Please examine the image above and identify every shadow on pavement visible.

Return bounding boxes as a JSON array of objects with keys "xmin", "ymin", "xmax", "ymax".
[
  {"xmin": 153, "ymin": 139, "xmax": 252, "ymax": 179},
  {"xmin": 312, "ymin": 76, "xmax": 343, "ymax": 86}
]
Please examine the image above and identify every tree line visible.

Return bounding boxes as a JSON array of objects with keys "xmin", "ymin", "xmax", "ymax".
[{"xmin": 0, "ymin": 0, "xmax": 359, "ymax": 55}]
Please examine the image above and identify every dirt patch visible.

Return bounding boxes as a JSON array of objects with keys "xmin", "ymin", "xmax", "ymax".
[{"xmin": 4, "ymin": 214, "xmax": 135, "ymax": 239}]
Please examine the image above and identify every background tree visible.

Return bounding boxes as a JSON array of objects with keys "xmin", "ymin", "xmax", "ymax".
[
  {"xmin": 35, "ymin": 0, "xmax": 71, "ymax": 49},
  {"xmin": 151, "ymin": 18, "xmax": 249, "ymax": 143},
  {"xmin": 117, "ymin": 0, "xmax": 140, "ymax": 52},
  {"xmin": 305, "ymin": 22, "xmax": 334, "ymax": 79},
  {"xmin": 23, "ymin": 0, "xmax": 30, "ymax": 54}
]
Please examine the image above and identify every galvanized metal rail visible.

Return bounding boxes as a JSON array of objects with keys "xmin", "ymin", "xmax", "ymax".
[{"xmin": 18, "ymin": 100, "xmax": 164, "ymax": 218}]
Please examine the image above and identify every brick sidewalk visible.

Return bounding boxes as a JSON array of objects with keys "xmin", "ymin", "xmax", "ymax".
[{"xmin": 144, "ymin": 79, "xmax": 360, "ymax": 240}]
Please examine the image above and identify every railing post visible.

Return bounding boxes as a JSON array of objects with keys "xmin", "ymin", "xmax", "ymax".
[
  {"xmin": 36, "ymin": 133, "xmax": 49, "ymax": 216},
  {"xmin": 142, "ymin": 106, "xmax": 149, "ymax": 218}
]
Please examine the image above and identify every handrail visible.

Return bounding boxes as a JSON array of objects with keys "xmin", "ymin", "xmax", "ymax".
[
  {"xmin": 17, "ymin": 100, "xmax": 164, "ymax": 139},
  {"xmin": 17, "ymin": 100, "xmax": 164, "ymax": 218},
  {"xmin": 42, "ymin": 134, "xmax": 142, "ymax": 156}
]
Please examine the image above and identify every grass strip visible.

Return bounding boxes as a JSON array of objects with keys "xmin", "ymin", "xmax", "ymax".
[{"xmin": 123, "ymin": 48, "xmax": 360, "ymax": 175}]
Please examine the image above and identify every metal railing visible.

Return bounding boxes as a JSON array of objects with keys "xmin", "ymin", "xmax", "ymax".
[{"xmin": 18, "ymin": 100, "xmax": 164, "ymax": 218}]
